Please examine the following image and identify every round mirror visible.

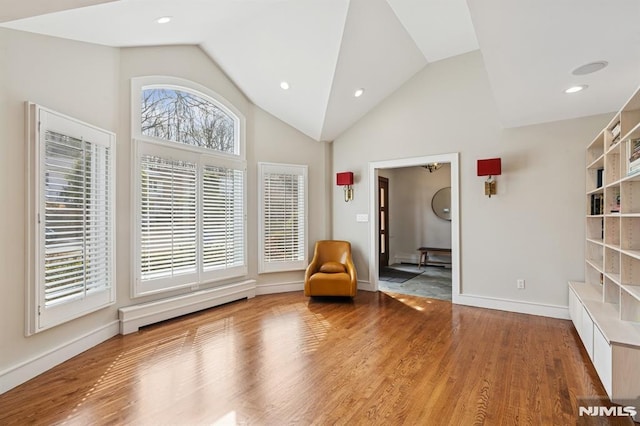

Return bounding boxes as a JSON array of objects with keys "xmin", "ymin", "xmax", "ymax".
[{"xmin": 432, "ymin": 187, "xmax": 451, "ymax": 221}]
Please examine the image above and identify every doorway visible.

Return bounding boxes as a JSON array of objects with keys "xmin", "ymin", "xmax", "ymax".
[
  {"xmin": 367, "ymin": 153, "xmax": 460, "ymax": 301},
  {"xmin": 378, "ymin": 176, "xmax": 389, "ymax": 269}
]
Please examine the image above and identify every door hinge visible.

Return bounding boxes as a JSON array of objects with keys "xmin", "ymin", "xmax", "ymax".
[
  {"xmin": 38, "ymin": 305, "xmax": 41, "ymax": 316},
  {"xmin": 37, "ymin": 213, "xmax": 41, "ymax": 224},
  {"xmin": 38, "ymin": 121, "xmax": 41, "ymax": 132}
]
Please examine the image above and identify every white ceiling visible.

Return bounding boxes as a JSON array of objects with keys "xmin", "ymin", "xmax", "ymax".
[{"xmin": 1, "ymin": 0, "xmax": 639, "ymax": 141}]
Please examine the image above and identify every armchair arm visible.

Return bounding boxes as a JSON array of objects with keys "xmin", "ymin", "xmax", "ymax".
[
  {"xmin": 305, "ymin": 256, "xmax": 321, "ymax": 283},
  {"xmin": 344, "ymin": 255, "xmax": 357, "ymax": 286}
]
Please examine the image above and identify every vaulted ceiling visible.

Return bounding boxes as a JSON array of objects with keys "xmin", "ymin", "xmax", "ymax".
[{"xmin": 2, "ymin": 0, "xmax": 640, "ymax": 141}]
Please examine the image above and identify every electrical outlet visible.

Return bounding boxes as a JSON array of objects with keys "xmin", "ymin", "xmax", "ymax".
[
  {"xmin": 191, "ymin": 284, "xmax": 199, "ymax": 291},
  {"xmin": 517, "ymin": 279, "xmax": 525, "ymax": 289}
]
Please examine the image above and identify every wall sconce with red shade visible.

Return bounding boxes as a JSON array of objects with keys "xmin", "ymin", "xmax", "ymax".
[
  {"xmin": 336, "ymin": 172, "xmax": 354, "ymax": 202},
  {"xmin": 477, "ymin": 158, "xmax": 501, "ymax": 198}
]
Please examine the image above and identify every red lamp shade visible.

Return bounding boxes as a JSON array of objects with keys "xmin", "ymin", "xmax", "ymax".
[
  {"xmin": 477, "ymin": 158, "xmax": 501, "ymax": 176},
  {"xmin": 336, "ymin": 171, "xmax": 354, "ymax": 186}
]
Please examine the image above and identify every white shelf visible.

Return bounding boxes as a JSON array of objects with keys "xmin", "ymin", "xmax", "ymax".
[
  {"xmin": 587, "ymin": 238, "xmax": 604, "ymax": 246},
  {"xmin": 622, "ymin": 285, "xmax": 640, "ymax": 303},
  {"xmin": 620, "ymin": 249, "xmax": 640, "ymax": 260},
  {"xmin": 620, "ymin": 120, "xmax": 640, "ymax": 142},
  {"xmin": 587, "ymin": 155, "xmax": 605, "ymax": 169},
  {"xmin": 606, "ymin": 140, "xmax": 622, "ymax": 154},
  {"xmin": 587, "ymin": 187, "xmax": 605, "ymax": 195},
  {"xmin": 620, "ymin": 172, "xmax": 640, "ymax": 183},
  {"xmin": 605, "ymin": 273, "xmax": 621, "ymax": 285},
  {"xmin": 570, "ymin": 282, "xmax": 640, "ymax": 347},
  {"xmin": 585, "ymin": 259, "xmax": 603, "ymax": 273}
]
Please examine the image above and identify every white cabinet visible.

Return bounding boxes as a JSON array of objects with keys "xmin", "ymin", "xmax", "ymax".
[
  {"xmin": 573, "ymin": 85, "xmax": 640, "ymax": 421},
  {"xmin": 592, "ymin": 325, "xmax": 612, "ymax": 398},
  {"xmin": 579, "ymin": 305, "xmax": 594, "ymax": 360}
]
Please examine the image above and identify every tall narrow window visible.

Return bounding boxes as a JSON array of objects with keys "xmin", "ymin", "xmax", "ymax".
[
  {"xmin": 132, "ymin": 77, "xmax": 246, "ymax": 296},
  {"xmin": 259, "ymin": 163, "xmax": 308, "ymax": 273},
  {"xmin": 140, "ymin": 156, "xmax": 197, "ymax": 283},
  {"xmin": 27, "ymin": 104, "xmax": 115, "ymax": 334}
]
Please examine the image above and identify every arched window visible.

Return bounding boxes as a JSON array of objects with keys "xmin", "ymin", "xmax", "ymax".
[
  {"xmin": 140, "ymin": 87, "xmax": 237, "ymax": 154},
  {"xmin": 132, "ymin": 77, "xmax": 246, "ymax": 296}
]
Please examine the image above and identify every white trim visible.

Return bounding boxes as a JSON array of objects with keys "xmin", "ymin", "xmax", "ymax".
[
  {"xmin": 453, "ymin": 293, "xmax": 570, "ymax": 319},
  {"xmin": 0, "ymin": 320, "xmax": 119, "ymax": 394},
  {"xmin": 357, "ymin": 280, "xmax": 375, "ymax": 292},
  {"xmin": 119, "ymin": 280, "xmax": 256, "ymax": 334},
  {"xmin": 368, "ymin": 153, "xmax": 460, "ymax": 298},
  {"xmin": 255, "ymin": 281, "xmax": 304, "ymax": 295},
  {"xmin": 26, "ymin": 103, "xmax": 117, "ymax": 335}
]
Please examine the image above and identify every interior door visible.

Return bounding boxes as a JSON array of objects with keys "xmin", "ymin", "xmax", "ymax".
[{"xmin": 378, "ymin": 176, "xmax": 389, "ymax": 269}]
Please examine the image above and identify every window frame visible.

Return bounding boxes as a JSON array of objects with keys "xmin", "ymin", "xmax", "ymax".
[
  {"xmin": 258, "ymin": 162, "xmax": 309, "ymax": 274},
  {"xmin": 26, "ymin": 103, "xmax": 116, "ymax": 335},
  {"xmin": 131, "ymin": 76, "xmax": 245, "ymax": 160},
  {"xmin": 131, "ymin": 77, "xmax": 247, "ymax": 297}
]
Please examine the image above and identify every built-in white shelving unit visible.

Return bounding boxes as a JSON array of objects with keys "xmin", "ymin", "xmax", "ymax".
[{"xmin": 570, "ymin": 87, "xmax": 640, "ymax": 421}]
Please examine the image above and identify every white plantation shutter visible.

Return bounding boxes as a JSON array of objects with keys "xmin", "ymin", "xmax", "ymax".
[
  {"xmin": 140, "ymin": 156, "xmax": 197, "ymax": 283},
  {"xmin": 202, "ymin": 165, "xmax": 244, "ymax": 271},
  {"xmin": 28, "ymin": 105, "xmax": 115, "ymax": 334},
  {"xmin": 132, "ymin": 80, "xmax": 247, "ymax": 296},
  {"xmin": 134, "ymin": 146, "xmax": 247, "ymax": 295},
  {"xmin": 259, "ymin": 163, "xmax": 308, "ymax": 273}
]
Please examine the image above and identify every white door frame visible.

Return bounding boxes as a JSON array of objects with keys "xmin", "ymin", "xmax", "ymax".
[{"xmin": 368, "ymin": 153, "xmax": 460, "ymax": 299}]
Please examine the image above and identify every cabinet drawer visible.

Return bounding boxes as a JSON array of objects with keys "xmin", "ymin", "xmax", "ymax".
[{"xmin": 592, "ymin": 325, "xmax": 612, "ymax": 398}]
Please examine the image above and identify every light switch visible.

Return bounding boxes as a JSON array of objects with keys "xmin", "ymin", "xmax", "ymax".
[{"xmin": 356, "ymin": 214, "xmax": 368, "ymax": 222}]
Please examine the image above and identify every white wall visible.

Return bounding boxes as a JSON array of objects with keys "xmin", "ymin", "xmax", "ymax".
[
  {"xmin": 386, "ymin": 165, "xmax": 451, "ymax": 264},
  {"xmin": 332, "ymin": 50, "xmax": 611, "ymax": 309},
  {"xmin": 0, "ymin": 32, "xmax": 328, "ymax": 388},
  {"xmin": 0, "ymin": 28, "xmax": 120, "ymax": 373}
]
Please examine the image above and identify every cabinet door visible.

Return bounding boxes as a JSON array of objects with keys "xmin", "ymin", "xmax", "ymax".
[
  {"xmin": 593, "ymin": 325, "xmax": 612, "ymax": 398},
  {"xmin": 580, "ymin": 305, "xmax": 594, "ymax": 360}
]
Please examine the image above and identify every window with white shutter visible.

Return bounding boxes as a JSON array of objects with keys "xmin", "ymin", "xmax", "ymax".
[
  {"xmin": 132, "ymin": 77, "xmax": 246, "ymax": 296},
  {"xmin": 258, "ymin": 163, "xmax": 308, "ymax": 273},
  {"xmin": 140, "ymin": 156, "xmax": 197, "ymax": 284},
  {"xmin": 27, "ymin": 104, "xmax": 115, "ymax": 334}
]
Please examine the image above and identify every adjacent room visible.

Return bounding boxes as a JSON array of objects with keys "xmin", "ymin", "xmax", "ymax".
[{"xmin": 1, "ymin": 0, "xmax": 639, "ymax": 424}]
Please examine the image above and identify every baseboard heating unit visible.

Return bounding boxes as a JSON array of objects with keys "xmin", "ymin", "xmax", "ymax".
[{"xmin": 118, "ymin": 280, "xmax": 256, "ymax": 334}]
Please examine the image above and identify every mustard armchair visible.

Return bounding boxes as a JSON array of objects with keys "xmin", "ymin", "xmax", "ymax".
[{"xmin": 304, "ymin": 240, "xmax": 357, "ymax": 297}]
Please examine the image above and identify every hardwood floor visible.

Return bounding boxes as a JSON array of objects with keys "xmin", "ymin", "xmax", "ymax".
[{"xmin": 0, "ymin": 291, "xmax": 632, "ymax": 425}]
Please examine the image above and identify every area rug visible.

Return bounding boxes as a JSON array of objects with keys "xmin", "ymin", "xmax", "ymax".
[{"xmin": 378, "ymin": 267, "xmax": 421, "ymax": 283}]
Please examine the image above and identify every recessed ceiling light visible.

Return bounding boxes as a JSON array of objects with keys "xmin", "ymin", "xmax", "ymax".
[
  {"xmin": 280, "ymin": 81, "xmax": 290, "ymax": 90},
  {"xmin": 354, "ymin": 88, "xmax": 364, "ymax": 98},
  {"xmin": 572, "ymin": 61, "xmax": 608, "ymax": 76},
  {"xmin": 565, "ymin": 85, "xmax": 588, "ymax": 94},
  {"xmin": 156, "ymin": 16, "xmax": 172, "ymax": 24}
]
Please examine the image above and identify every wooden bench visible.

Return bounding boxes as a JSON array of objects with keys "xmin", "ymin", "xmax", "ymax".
[{"xmin": 417, "ymin": 247, "xmax": 452, "ymax": 267}]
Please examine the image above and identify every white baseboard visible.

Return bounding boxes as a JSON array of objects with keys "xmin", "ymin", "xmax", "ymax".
[
  {"xmin": 0, "ymin": 320, "xmax": 119, "ymax": 395},
  {"xmin": 256, "ymin": 281, "xmax": 303, "ymax": 295},
  {"xmin": 357, "ymin": 280, "xmax": 375, "ymax": 292},
  {"xmin": 394, "ymin": 254, "xmax": 419, "ymax": 264},
  {"xmin": 119, "ymin": 280, "xmax": 256, "ymax": 334},
  {"xmin": 453, "ymin": 293, "xmax": 569, "ymax": 319}
]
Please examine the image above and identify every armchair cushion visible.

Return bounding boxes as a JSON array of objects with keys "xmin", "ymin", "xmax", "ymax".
[{"xmin": 319, "ymin": 261, "xmax": 346, "ymax": 274}]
